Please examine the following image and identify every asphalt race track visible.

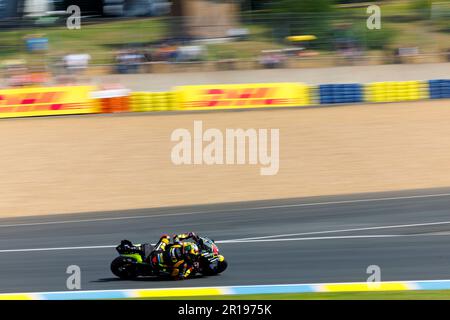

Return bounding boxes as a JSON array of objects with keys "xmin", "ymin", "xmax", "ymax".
[{"xmin": 2, "ymin": 188, "xmax": 450, "ymax": 293}]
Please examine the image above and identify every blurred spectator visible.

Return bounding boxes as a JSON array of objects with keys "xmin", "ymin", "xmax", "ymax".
[
  {"xmin": 115, "ymin": 50, "xmax": 145, "ymax": 74},
  {"xmin": 393, "ymin": 47, "xmax": 419, "ymax": 64},
  {"xmin": 2, "ymin": 59, "xmax": 28, "ymax": 87},
  {"xmin": 153, "ymin": 43, "xmax": 178, "ymax": 62},
  {"xmin": 175, "ymin": 46, "xmax": 206, "ymax": 62},
  {"xmin": 2, "ymin": 59, "xmax": 49, "ymax": 87},
  {"xmin": 335, "ymin": 37, "xmax": 363, "ymax": 65},
  {"xmin": 259, "ymin": 50, "xmax": 285, "ymax": 69},
  {"xmin": 63, "ymin": 53, "xmax": 92, "ymax": 75}
]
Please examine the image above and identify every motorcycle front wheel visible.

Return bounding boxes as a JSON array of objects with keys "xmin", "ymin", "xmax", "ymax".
[{"xmin": 217, "ymin": 259, "xmax": 228, "ymax": 274}]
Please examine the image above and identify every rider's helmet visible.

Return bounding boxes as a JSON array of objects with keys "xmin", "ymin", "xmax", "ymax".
[
  {"xmin": 160, "ymin": 234, "xmax": 170, "ymax": 244},
  {"xmin": 183, "ymin": 242, "xmax": 200, "ymax": 261}
]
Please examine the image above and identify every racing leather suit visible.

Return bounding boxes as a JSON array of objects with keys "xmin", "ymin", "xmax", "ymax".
[{"xmin": 152, "ymin": 232, "xmax": 199, "ymax": 279}]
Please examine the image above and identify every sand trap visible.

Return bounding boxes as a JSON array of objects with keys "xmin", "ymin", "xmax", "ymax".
[{"xmin": 0, "ymin": 99, "xmax": 449, "ymax": 218}]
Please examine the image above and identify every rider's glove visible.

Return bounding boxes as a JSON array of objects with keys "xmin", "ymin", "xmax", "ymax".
[{"xmin": 189, "ymin": 232, "xmax": 199, "ymax": 241}]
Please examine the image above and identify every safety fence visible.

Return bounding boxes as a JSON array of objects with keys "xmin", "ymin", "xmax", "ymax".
[
  {"xmin": 3, "ymin": 279, "xmax": 450, "ymax": 300},
  {"xmin": 0, "ymin": 80, "xmax": 448, "ymax": 119}
]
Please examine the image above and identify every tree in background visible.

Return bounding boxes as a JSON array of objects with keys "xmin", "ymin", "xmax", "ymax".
[
  {"xmin": 240, "ymin": 0, "xmax": 273, "ymax": 11},
  {"xmin": 271, "ymin": 0, "xmax": 334, "ymax": 15},
  {"xmin": 264, "ymin": 0, "xmax": 335, "ymax": 49},
  {"xmin": 410, "ymin": 0, "xmax": 432, "ymax": 18}
]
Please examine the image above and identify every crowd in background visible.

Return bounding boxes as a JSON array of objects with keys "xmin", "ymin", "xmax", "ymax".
[{"xmin": 114, "ymin": 42, "xmax": 208, "ymax": 74}]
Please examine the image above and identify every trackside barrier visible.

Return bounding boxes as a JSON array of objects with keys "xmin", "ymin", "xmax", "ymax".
[
  {"xmin": 173, "ymin": 83, "xmax": 311, "ymax": 111},
  {"xmin": 364, "ymin": 81, "xmax": 429, "ymax": 103},
  {"xmin": 308, "ymin": 85, "xmax": 319, "ymax": 105},
  {"xmin": 429, "ymin": 79, "xmax": 450, "ymax": 99},
  {"xmin": 130, "ymin": 92, "xmax": 175, "ymax": 112},
  {"xmin": 319, "ymin": 84, "xmax": 363, "ymax": 104},
  {"xmin": 90, "ymin": 89, "xmax": 131, "ymax": 113},
  {"xmin": 103, "ymin": 96, "xmax": 130, "ymax": 113},
  {"xmin": 1, "ymin": 80, "xmax": 447, "ymax": 120},
  {"xmin": 3, "ymin": 280, "xmax": 450, "ymax": 300},
  {"xmin": 0, "ymin": 86, "xmax": 100, "ymax": 119},
  {"xmin": 127, "ymin": 79, "xmax": 447, "ymax": 113}
]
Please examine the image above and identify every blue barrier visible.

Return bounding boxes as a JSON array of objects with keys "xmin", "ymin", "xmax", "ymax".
[
  {"xmin": 317, "ymin": 80, "xmax": 449, "ymax": 104},
  {"xmin": 319, "ymin": 84, "xmax": 363, "ymax": 104},
  {"xmin": 429, "ymin": 79, "xmax": 450, "ymax": 99}
]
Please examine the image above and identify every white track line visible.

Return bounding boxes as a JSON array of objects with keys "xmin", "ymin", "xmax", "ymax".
[
  {"xmin": 2, "ymin": 218, "xmax": 450, "ymax": 253},
  {"xmin": 2, "ymin": 233, "xmax": 450, "ymax": 253},
  {"xmin": 224, "ymin": 220, "xmax": 450, "ymax": 241},
  {"xmin": 0, "ymin": 245, "xmax": 115, "ymax": 253},
  {"xmin": 218, "ymin": 234, "xmax": 406, "ymax": 243},
  {"xmin": 2, "ymin": 191, "xmax": 450, "ymax": 228}
]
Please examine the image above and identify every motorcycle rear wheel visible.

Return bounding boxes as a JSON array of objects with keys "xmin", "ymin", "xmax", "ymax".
[{"xmin": 111, "ymin": 256, "xmax": 138, "ymax": 280}]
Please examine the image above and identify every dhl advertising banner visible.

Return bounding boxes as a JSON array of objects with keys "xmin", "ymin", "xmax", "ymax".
[
  {"xmin": 0, "ymin": 86, "xmax": 99, "ymax": 119},
  {"xmin": 174, "ymin": 83, "xmax": 310, "ymax": 110}
]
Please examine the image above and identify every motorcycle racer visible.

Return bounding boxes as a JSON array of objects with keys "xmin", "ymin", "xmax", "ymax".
[
  {"xmin": 111, "ymin": 234, "xmax": 227, "ymax": 280},
  {"xmin": 151, "ymin": 232, "xmax": 201, "ymax": 279}
]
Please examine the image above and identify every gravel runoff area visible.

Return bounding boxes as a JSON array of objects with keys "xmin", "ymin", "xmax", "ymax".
[{"xmin": 0, "ymin": 98, "xmax": 449, "ymax": 217}]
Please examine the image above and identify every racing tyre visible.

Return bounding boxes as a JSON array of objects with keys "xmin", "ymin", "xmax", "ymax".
[
  {"xmin": 111, "ymin": 256, "xmax": 138, "ymax": 280},
  {"xmin": 217, "ymin": 259, "xmax": 228, "ymax": 274}
]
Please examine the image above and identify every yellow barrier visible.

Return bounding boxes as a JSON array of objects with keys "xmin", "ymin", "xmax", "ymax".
[
  {"xmin": 364, "ymin": 81, "xmax": 429, "ymax": 103},
  {"xmin": 308, "ymin": 85, "xmax": 319, "ymax": 105},
  {"xmin": 173, "ymin": 83, "xmax": 311, "ymax": 111},
  {"xmin": 130, "ymin": 92, "xmax": 175, "ymax": 112},
  {"xmin": 0, "ymin": 86, "xmax": 99, "ymax": 119}
]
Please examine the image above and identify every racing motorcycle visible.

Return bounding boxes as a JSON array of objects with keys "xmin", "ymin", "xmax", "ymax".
[{"xmin": 110, "ymin": 236, "xmax": 228, "ymax": 280}]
